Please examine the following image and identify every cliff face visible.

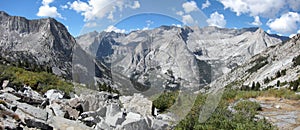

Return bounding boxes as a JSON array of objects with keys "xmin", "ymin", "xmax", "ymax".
[
  {"xmin": 76, "ymin": 26, "xmax": 288, "ymax": 92},
  {"xmin": 0, "ymin": 11, "xmax": 75, "ymax": 77}
]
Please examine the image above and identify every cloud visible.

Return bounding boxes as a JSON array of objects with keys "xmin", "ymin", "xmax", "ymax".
[
  {"xmin": 202, "ymin": 0, "xmax": 211, "ymax": 9},
  {"xmin": 69, "ymin": 0, "xmax": 91, "ymax": 12},
  {"xmin": 142, "ymin": 20, "xmax": 154, "ymax": 30},
  {"xmin": 206, "ymin": 11, "xmax": 226, "ymax": 28},
  {"xmin": 107, "ymin": 11, "xmax": 114, "ymax": 21},
  {"xmin": 61, "ymin": 4, "xmax": 68, "ymax": 9},
  {"xmin": 84, "ymin": 22, "xmax": 98, "ymax": 28},
  {"xmin": 182, "ymin": 14, "xmax": 195, "ymax": 25},
  {"xmin": 69, "ymin": 0, "xmax": 140, "ymax": 22},
  {"xmin": 250, "ymin": 16, "xmax": 262, "ymax": 26},
  {"xmin": 176, "ymin": 11, "xmax": 184, "ymax": 16},
  {"xmin": 130, "ymin": 1, "xmax": 140, "ymax": 9},
  {"xmin": 172, "ymin": 24, "xmax": 182, "ymax": 27},
  {"xmin": 267, "ymin": 12, "xmax": 300, "ymax": 34},
  {"xmin": 37, "ymin": 0, "xmax": 63, "ymax": 18},
  {"xmin": 105, "ymin": 25, "xmax": 125, "ymax": 33},
  {"xmin": 219, "ymin": 0, "xmax": 285, "ymax": 18},
  {"xmin": 42, "ymin": 0, "xmax": 54, "ymax": 5},
  {"xmin": 182, "ymin": 1, "xmax": 199, "ymax": 13},
  {"xmin": 288, "ymin": 0, "xmax": 300, "ymax": 11}
]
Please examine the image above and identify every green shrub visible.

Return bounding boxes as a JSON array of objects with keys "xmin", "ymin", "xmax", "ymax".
[
  {"xmin": 264, "ymin": 77, "xmax": 270, "ymax": 84},
  {"xmin": 153, "ymin": 91, "xmax": 179, "ymax": 112},
  {"xmin": 234, "ymin": 100, "xmax": 261, "ymax": 114},
  {"xmin": 98, "ymin": 83, "xmax": 120, "ymax": 94},
  {"xmin": 175, "ymin": 89, "xmax": 275, "ymax": 130},
  {"xmin": 0, "ymin": 64, "xmax": 73, "ymax": 95}
]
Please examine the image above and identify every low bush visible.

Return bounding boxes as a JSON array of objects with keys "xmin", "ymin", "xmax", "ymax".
[
  {"xmin": 175, "ymin": 89, "xmax": 275, "ymax": 130},
  {"xmin": 0, "ymin": 65, "xmax": 73, "ymax": 95},
  {"xmin": 152, "ymin": 90, "xmax": 179, "ymax": 112}
]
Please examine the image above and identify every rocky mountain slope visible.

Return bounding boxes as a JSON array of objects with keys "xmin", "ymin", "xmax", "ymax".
[
  {"xmin": 76, "ymin": 26, "xmax": 288, "ymax": 93},
  {"xmin": 0, "ymin": 11, "xmax": 75, "ymax": 77},
  {"xmin": 205, "ymin": 33, "xmax": 300, "ymax": 129},
  {"xmin": 1, "ymin": 11, "xmax": 299, "ymax": 129},
  {"xmin": 208, "ymin": 34, "xmax": 300, "ymax": 91}
]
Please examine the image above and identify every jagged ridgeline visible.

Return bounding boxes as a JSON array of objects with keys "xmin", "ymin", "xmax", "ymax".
[
  {"xmin": 76, "ymin": 25, "xmax": 288, "ymax": 93},
  {"xmin": 0, "ymin": 10, "xmax": 289, "ymax": 93},
  {"xmin": 2, "ymin": 10, "xmax": 300, "ymax": 130},
  {"xmin": 0, "ymin": 11, "xmax": 75, "ymax": 78}
]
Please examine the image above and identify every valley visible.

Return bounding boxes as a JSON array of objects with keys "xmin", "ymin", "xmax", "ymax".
[{"xmin": 0, "ymin": 11, "xmax": 299, "ymax": 130}]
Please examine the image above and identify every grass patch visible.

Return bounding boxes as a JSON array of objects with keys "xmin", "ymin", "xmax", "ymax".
[
  {"xmin": 0, "ymin": 64, "xmax": 73, "ymax": 95},
  {"xmin": 174, "ymin": 87, "xmax": 300, "ymax": 129},
  {"xmin": 152, "ymin": 90, "xmax": 179, "ymax": 112}
]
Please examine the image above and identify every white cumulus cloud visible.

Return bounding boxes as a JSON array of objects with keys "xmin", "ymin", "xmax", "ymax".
[
  {"xmin": 69, "ymin": 0, "xmax": 91, "ymax": 12},
  {"xmin": 84, "ymin": 22, "xmax": 98, "ymax": 28},
  {"xmin": 182, "ymin": 1, "xmax": 199, "ymax": 13},
  {"xmin": 219, "ymin": 0, "xmax": 285, "ymax": 18},
  {"xmin": 202, "ymin": 0, "xmax": 211, "ymax": 9},
  {"xmin": 130, "ymin": 1, "xmax": 140, "ymax": 9},
  {"xmin": 42, "ymin": 0, "xmax": 54, "ymax": 5},
  {"xmin": 206, "ymin": 11, "xmax": 226, "ymax": 28},
  {"xmin": 69, "ymin": 0, "xmax": 140, "ymax": 22},
  {"xmin": 105, "ymin": 25, "xmax": 125, "ymax": 33},
  {"xmin": 176, "ymin": 11, "xmax": 184, "ymax": 16},
  {"xmin": 267, "ymin": 12, "xmax": 300, "ymax": 34},
  {"xmin": 37, "ymin": 0, "xmax": 63, "ymax": 18},
  {"xmin": 182, "ymin": 14, "xmax": 195, "ymax": 25},
  {"xmin": 250, "ymin": 16, "xmax": 262, "ymax": 26}
]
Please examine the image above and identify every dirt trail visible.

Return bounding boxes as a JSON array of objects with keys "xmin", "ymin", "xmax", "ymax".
[{"xmin": 255, "ymin": 96, "xmax": 300, "ymax": 130}]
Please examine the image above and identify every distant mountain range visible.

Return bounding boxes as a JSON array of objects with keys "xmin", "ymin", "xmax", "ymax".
[
  {"xmin": 0, "ymin": 11, "xmax": 293, "ymax": 94},
  {"xmin": 76, "ymin": 24, "xmax": 289, "ymax": 93}
]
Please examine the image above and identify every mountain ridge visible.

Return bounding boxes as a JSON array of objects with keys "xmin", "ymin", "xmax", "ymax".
[{"xmin": 0, "ymin": 11, "xmax": 75, "ymax": 78}]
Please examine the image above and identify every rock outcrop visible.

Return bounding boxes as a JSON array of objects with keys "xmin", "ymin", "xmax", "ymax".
[
  {"xmin": 0, "ymin": 11, "xmax": 75, "ymax": 77},
  {"xmin": 0, "ymin": 82, "xmax": 171, "ymax": 129},
  {"xmin": 76, "ymin": 26, "xmax": 288, "ymax": 93}
]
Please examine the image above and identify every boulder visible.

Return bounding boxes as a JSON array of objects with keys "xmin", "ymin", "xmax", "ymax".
[
  {"xmin": 49, "ymin": 102, "xmax": 66, "ymax": 117},
  {"xmin": 81, "ymin": 94, "xmax": 107, "ymax": 112},
  {"xmin": 14, "ymin": 101, "xmax": 48, "ymax": 121},
  {"xmin": 1, "ymin": 80, "xmax": 9, "ymax": 88},
  {"xmin": 0, "ymin": 92, "xmax": 20, "ymax": 102},
  {"xmin": 2, "ymin": 87, "xmax": 15, "ymax": 93},
  {"xmin": 63, "ymin": 105, "xmax": 80, "ymax": 120},
  {"xmin": 116, "ymin": 112, "xmax": 151, "ymax": 130},
  {"xmin": 44, "ymin": 89, "xmax": 64, "ymax": 102},
  {"xmin": 21, "ymin": 86, "xmax": 43, "ymax": 101},
  {"xmin": 24, "ymin": 118, "xmax": 53, "ymax": 130},
  {"xmin": 47, "ymin": 116, "xmax": 92, "ymax": 130},
  {"xmin": 119, "ymin": 93, "xmax": 152, "ymax": 116},
  {"xmin": 105, "ymin": 103, "xmax": 123, "ymax": 127}
]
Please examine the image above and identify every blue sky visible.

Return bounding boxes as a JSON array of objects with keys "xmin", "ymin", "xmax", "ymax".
[{"xmin": 1, "ymin": 0, "xmax": 299, "ymax": 37}]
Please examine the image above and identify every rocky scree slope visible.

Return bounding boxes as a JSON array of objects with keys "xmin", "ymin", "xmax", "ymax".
[
  {"xmin": 0, "ymin": 81, "xmax": 171, "ymax": 129},
  {"xmin": 0, "ymin": 11, "xmax": 75, "ymax": 77},
  {"xmin": 208, "ymin": 34, "xmax": 300, "ymax": 91}
]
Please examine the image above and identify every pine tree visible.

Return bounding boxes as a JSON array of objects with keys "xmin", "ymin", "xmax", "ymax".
[
  {"xmin": 277, "ymin": 80, "xmax": 280, "ymax": 87},
  {"xmin": 251, "ymin": 82, "xmax": 256, "ymax": 90},
  {"xmin": 255, "ymin": 82, "xmax": 261, "ymax": 91}
]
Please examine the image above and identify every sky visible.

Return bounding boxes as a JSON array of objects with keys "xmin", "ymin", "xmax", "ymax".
[{"xmin": 0, "ymin": 0, "xmax": 300, "ymax": 37}]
